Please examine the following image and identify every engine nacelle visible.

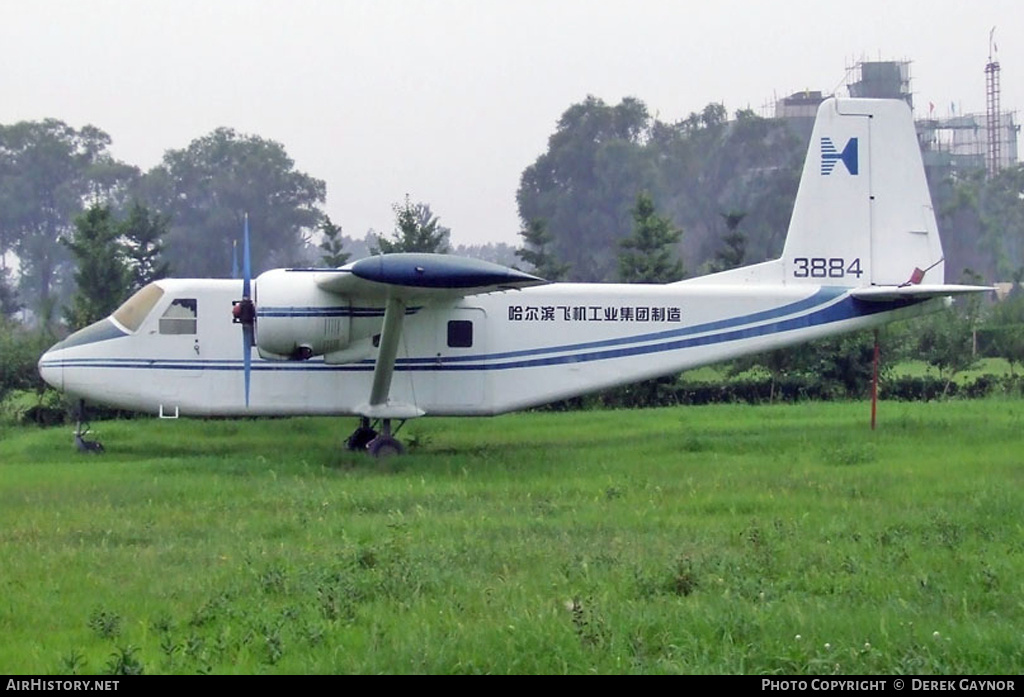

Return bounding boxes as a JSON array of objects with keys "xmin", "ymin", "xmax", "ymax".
[{"xmin": 254, "ymin": 269, "xmax": 351, "ymax": 360}]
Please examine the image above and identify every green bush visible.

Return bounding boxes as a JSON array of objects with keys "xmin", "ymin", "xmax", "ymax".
[{"xmin": 0, "ymin": 319, "xmax": 51, "ymax": 403}]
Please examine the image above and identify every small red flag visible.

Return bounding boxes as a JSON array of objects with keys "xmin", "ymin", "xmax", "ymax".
[{"xmin": 909, "ymin": 267, "xmax": 925, "ymax": 284}]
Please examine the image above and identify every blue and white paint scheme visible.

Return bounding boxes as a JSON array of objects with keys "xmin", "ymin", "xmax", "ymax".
[{"xmin": 38, "ymin": 98, "xmax": 989, "ymax": 454}]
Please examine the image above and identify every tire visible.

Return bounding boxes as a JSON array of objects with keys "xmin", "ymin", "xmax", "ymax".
[
  {"xmin": 346, "ymin": 426, "xmax": 378, "ymax": 451},
  {"xmin": 367, "ymin": 435, "xmax": 405, "ymax": 458}
]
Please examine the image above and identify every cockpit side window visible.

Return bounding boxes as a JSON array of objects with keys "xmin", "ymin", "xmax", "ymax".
[
  {"xmin": 159, "ymin": 299, "xmax": 198, "ymax": 335},
  {"xmin": 112, "ymin": 283, "xmax": 165, "ymax": 332}
]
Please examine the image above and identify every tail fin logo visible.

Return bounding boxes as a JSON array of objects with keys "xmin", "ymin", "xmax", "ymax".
[{"xmin": 821, "ymin": 137, "xmax": 859, "ymax": 175}]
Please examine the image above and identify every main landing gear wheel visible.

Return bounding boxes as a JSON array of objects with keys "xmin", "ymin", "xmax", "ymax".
[
  {"xmin": 346, "ymin": 418, "xmax": 378, "ymax": 452},
  {"xmin": 350, "ymin": 417, "xmax": 406, "ymax": 458},
  {"xmin": 366, "ymin": 435, "xmax": 405, "ymax": 458}
]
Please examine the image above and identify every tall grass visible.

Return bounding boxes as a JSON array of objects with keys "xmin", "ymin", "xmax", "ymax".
[{"xmin": 0, "ymin": 400, "xmax": 1021, "ymax": 674}]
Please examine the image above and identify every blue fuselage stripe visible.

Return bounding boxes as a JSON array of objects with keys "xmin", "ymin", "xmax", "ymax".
[
  {"xmin": 405, "ymin": 287, "xmax": 844, "ymax": 365},
  {"xmin": 257, "ymin": 306, "xmax": 421, "ymax": 318}
]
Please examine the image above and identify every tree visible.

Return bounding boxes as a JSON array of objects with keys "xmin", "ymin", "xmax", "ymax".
[
  {"xmin": 517, "ymin": 99, "xmax": 801, "ymax": 281},
  {"xmin": 515, "ymin": 218, "xmax": 569, "ymax": 280},
  {"xmin": 318, "ymin": 215, "xmax": 350, "ymax": 267},
  {"xmin": 707, "ymin": 211, "xmax": 747, "ymax": 273},
  {"xmin": 804, "ymin": 333, "xmax": 879, "ymax": 399},
  {"xmin": 141, "ymin": 128, "xmax": 325, "ymax": 277},
  {"xmin": 0, "ymin": 120, "xmax": 137, "ymax": 314},
  {"xmin": 981, "ymin": 272, "xmax": 1024, "ymax": 375},
  {"xmin": 915, "ymin": 271, "xmax": 985, "ymax": 395},
  {"xmin": 618, "ymin": 192, "xmax": 684, "ymax": 283},
  {"xmin": 371, "ymin": 196, "xmax": 450, "ymax": 254},
  {"xmin": 729, "ymin": 331, "xmax": 882, "ymax": 402},
  {"xmin": 0, "ymin": 267, "xmax": 19, "ymax": 318},
  {"xmin": 648, "ymin": 106, "xmax": 801, "ymax": 267},
  {"xmin": 608, "ymin": 192, "xmax": 685, "ymax": 407},
  {"xmin": 120, "ymin": 201, "xmax": 170, "ymax": 292},
  {"xmin": 982, "ymin": 165, "xmax": 1024, "ymax": 279},
  {"xmin": 452, "ymin": 242, "xmax": 519, "ymax": 267},
  {"xmin": 517, "ymin": 96, "xmax": 655, "ymax": 281},
  {"xmin": 62, "ymin": 204, "xmax": 129, "ymax": 330},
  {"xmin": 935, "ymin": 164, "xmax": 1024, "ymax": 283},
  {"xmin": 0, "ymin": 318, "xmax": 41, "ymax": 404}
]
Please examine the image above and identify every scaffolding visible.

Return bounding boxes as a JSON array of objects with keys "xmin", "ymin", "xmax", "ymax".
[
  {"xmin": 986, "ymin": 28, "xmax": 1003, "ymax": 177},
  {"xmin": 847, "ymin": 60, "xmax": 913, "ymax": 109},
  {"xmin": 771, "ymin": 56, "xmax": 1017, "ymax": 177},
  {"xmin": 918, "ymin": 114, "xmax": 988, "ymax": 172}
]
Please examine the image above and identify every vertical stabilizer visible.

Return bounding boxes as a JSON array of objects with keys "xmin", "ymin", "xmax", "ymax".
[{"xmin": 782, "ymin": 98, "xmax": 944, "ymax": 287}]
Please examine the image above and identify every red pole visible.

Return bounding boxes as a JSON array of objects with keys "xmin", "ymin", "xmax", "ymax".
[{"xmin": 870, "ymin": 329, "xmax": 880, "ymax": 430}]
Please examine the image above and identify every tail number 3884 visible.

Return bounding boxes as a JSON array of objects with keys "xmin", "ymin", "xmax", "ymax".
[{"xmin": 792, "ymin": 257, "xmax": 863, "ymax": 279}]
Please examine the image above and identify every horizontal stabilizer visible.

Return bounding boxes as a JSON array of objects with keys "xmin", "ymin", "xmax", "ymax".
[{"xmin": 850, "ymin": 284, "xmax": 993, "ymax": 302}]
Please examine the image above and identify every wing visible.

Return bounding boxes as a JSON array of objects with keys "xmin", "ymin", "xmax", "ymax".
[{"xmin": 306, "ymin": 254, "xmax": 545, "ymax": 419}]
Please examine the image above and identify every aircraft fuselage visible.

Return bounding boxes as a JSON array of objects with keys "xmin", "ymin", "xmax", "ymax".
[{"xmin": 38, "ymin": 277, "xmax": 936, "ymax": 418}]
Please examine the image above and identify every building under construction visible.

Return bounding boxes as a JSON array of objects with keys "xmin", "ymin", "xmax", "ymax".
[{"xmin": 775, "ymin": 59, "xmax": 1019, "ymax": 178}]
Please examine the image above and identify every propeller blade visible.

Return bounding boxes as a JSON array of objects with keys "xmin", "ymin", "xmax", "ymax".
[
  {"xmin": 237, "ymin": 213, "xmax": 254, "ymax": 408},
  {"xmin": 242, "ymin": 214, "xmax": 252, "ymax": 299},
  {"xmin": 243, "ymin": 324, "xmax": 253, "ymax": 408}
]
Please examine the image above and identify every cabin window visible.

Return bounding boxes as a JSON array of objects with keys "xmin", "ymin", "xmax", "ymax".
[
  {"xmin": 447, "ymin": 320, "xmax": 473, "ymax": 348},
  {"xmin": 159, "ymin": 298, "xmax": 198, "ymax": 335},
  {"xmin": 112, "ymin": 283, "xmax": 165, "ymax": 332}
]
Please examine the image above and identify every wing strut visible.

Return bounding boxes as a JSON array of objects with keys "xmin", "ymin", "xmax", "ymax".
[
  {"xmin": 357, "ymin": 296, "xmax": 425, "ymax": 420},
  {"xmin": 369, "ymin": 296, "xmax": 405, "ymax": 407}
]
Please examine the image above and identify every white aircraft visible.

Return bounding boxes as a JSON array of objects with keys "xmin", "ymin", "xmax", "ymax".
[{"xmin": 38, "ymin": 98, "xmax": 988, "ymax": 455}]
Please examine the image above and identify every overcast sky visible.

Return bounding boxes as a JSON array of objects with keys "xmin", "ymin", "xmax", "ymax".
[{"xmin": 2, "ymin": 0, "xmax": 1020, "ymax": 249}]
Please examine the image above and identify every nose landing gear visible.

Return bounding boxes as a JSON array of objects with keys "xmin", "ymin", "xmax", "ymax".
[{"xmin": 74, "ymin": 399, "xmax": 104, "ymax": 453}]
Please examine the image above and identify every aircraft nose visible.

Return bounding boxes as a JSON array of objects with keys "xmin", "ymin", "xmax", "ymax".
[{"xmin": 37, "ymin": 344, "xmax": 64, "ymax": 392}]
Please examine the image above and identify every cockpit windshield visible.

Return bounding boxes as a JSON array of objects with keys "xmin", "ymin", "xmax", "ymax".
[{"xmin": 111, "ymin": 283, "xmax": 165, "ymax": 332}]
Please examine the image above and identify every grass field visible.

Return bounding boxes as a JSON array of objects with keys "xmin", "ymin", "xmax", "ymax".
[
  {"xmin": 0, "ymin": 400, "xmax": 1021, "ymax": 674},
  {"xmin": 888, "ymin": 358, "xmax": 1016, "ymax": 382}
]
